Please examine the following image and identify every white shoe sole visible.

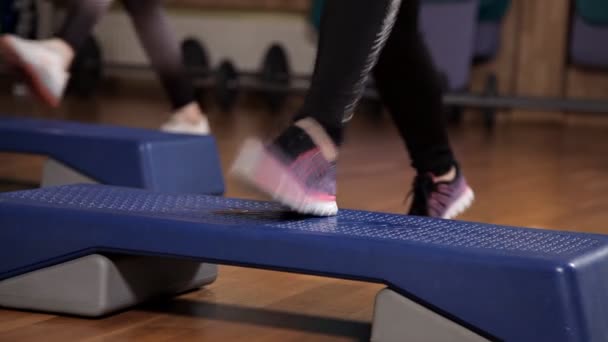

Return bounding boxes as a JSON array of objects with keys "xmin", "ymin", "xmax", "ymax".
[
  {"xmin": 442, "ymin": 187, "xmax": 475, "ymax": 219},
  {"xmin": 160, "ymin": 120, "xmax": 210, "ymax": 135}
]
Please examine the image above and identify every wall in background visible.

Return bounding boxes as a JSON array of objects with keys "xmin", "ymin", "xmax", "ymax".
[
  {"xmin": 93, "ymin": 10, "xmax": 318, "ymax": 74},
  {"xmin": 472, "ymin": 0, "xmax": 608, "ymax": 123}
]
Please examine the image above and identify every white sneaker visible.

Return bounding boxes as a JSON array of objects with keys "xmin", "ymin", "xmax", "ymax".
[
  {"xmin": 160, "ymin": 115, "xmax": 210, "ymax": 135},
  {"xmin": 0, "ymin": 35, "xmax": 69, "ymax": 107}
]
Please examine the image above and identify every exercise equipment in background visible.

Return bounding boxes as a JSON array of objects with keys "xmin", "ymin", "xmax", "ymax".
[
  {"xmin": 67, "ymin": 37, "xmax": 292, "ymax": 113},
  {"xmin": 214, "ymin": 59, "xmax": 238, "ymax": 112},
  {"xmin": 66, "ymin": 35, "xmax": 297, "ymax": 113},
  {"xmin": 212, "ymin": 46, "xmax": 379, "ymax": 117},
  {"xmin": 259, "ymin": 44, "xmax": 291, "ymax": 113},
  {"xmin": 213, "ymin": 43, "xmax": 292, "ymax": 113},
  {"xmin": 0, "ymin": 116, "xmax": 225, "ymax": 195},
  {"xmin": 569, "ymin": 0, "xmax": 608, "ymax": 69}
]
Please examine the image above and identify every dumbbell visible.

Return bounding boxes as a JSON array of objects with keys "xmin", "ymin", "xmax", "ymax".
[
  {"xmin": 214, "ymin": 43, "xmax": 383, "ymax": 116},
  {"xmin": 212, "ymin": 43, "xmax": 294, "ymax": 113}
]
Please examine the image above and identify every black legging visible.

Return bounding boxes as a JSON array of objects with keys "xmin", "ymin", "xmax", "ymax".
[
  {"xmin": 57, "ymin": 0, "xmax": 194, "ymax": 110},
  {"xmin": 297, "ymin": 0, "xmax": 455, "ymax": 175}
]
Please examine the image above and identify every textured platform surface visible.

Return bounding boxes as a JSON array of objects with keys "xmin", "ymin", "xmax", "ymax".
[
  {"xmin": 1, "ymin": 184, "xmax": 608, "ymax": 341},
  {"xmin": 0, "ymin": 116, "xmax": 224, "ymax": 194}
]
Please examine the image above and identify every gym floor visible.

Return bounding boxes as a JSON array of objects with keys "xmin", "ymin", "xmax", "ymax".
[{"xmin": 1, "ymin": 81, "xmax": 608, "ymax": 341}]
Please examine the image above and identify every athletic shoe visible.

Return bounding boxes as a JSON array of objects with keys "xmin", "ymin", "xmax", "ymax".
[
  {"xmin": 0, "ymin": 34, "xmax": 69, "ymax": 107},
  {"xmin": 408, "ymin": 166, "xmax": 474, "ymax": 219},
  {"xmin": 160, "ymin": 114, "xmax": 210, "ymax": 135},
  {"xmin": 231, "ymin": 119, "xmax": 338, "ymax": 216}
]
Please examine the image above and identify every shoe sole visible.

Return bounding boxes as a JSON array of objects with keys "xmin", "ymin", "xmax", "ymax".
[
  {"xmin": 442, "ymin": 186, "xmax": 475, "ymax": 219},
  {"xmin": 231, "ymin": 139, "xmax": 338, "ymax": 217},
  {"xmin": 0, "ymin": 36, "xmax": 64, "ymax": 108},
  {"xmin": 160, "ymin": 120, "xmax": 210, "ymax": 136}
]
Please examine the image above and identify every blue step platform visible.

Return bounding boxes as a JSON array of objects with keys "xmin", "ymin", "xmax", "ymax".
[
  {"xmin": 1, "ymin": 184, "xmax": 608, "ymax": 341},
  {"xmin": 0, "ymin": 116, "xmax": 224, "ymax": 195}
]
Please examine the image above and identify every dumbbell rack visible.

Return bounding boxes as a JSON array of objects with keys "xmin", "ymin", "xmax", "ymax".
[{"xmin": 4, "ymin": 34, "xmax": 608, "ymax": 128}]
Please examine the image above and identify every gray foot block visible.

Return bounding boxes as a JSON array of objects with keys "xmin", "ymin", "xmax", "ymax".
[
  {"xmin": 0, "ymin": 254, "xmax": 217, "ymax": 317},
  {"xmin": 41, "ymin": 158, "xmax": 97, "ymax": 187},
  {"xmin": 371, "ymin": 288, "xmax": 489, "ymax": 342}
]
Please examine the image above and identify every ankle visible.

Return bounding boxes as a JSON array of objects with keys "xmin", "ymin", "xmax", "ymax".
[
  {"xmin": 434, "ymin": 166, "xmax": 457, "ymax": 183},
  {"xmin": 294, "ymin": 118, "xmax": 338, "ymax": 162},
  {"xmin": 41, "ymin": 39, "xmax": 74, "ymax": 69}
]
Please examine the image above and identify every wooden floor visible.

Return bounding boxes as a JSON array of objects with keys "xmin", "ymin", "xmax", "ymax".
[{"xmin": 1, "ymin": 84, "xmax": 608, "ymax": 341}]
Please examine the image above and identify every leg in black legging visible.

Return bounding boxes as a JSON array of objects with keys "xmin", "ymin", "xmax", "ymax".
[
  {"xmin": 233, "ymin": 0, "xmax": 472, "ymax": 218},
  {"xmin": 373, "ymin": 0, "xmax": 455, "ymax": 175},
  {"xmin": 58, "ymin": 0, "xmax": 196, "ymax": 111},
  {"xmin": 56, "ymin": 0, "xmax": 113, "ymax": 52},
  {"xmin": 54, "ymin": 0, "xmax": 206, "ymax": 131},
  {"xmin": 234, "ymin": 0, "xmax": 402, "ymax": 216},
  {"xmin": 121, "ymin": 0, "xmax": 195, "ymax": 111},
  {"xmin": 293, "ymin": 0, "xmax": 402, "ymax": 145}
]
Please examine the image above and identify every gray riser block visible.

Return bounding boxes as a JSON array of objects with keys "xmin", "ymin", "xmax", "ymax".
[
  {"xmin": 41, "ymin": 158, "xmax": 97, "ymax": 188},
  {"xmin": 371, "ymin": 288, "xmax": 489, "ymax": 342},
  {"xmin": 0, "ymin": 254, "xmax": 217, "ymax": 317}
]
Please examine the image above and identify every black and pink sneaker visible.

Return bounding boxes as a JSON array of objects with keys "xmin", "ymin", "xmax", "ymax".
[
  {"xmin": 408, "ymin": 166, "xmax": 474, "ymax": 219},
  {"xmin": 231, "ymin": 119, "xmax": 338, "ymax": 216}
]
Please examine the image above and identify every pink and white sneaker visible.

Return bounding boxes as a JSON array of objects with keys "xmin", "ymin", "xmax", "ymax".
[
  {"xmin": 231, "ymin": 119, "xmax": 338, "ymax": 216},
  {"xmin": 0, "ymin": 35, "xmax": 69, "ymax": 107}
]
